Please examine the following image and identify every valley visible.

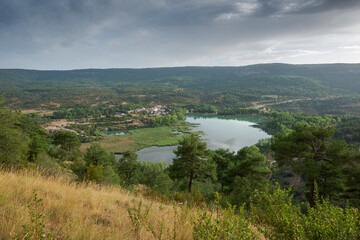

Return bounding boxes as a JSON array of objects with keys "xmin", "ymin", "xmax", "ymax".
[{"xmin": 1, "ymin": 63, "xmax": 360, "ymax": 239}]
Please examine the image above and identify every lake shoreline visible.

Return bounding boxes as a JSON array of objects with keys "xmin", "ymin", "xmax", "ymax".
[
  {"xmin": 117, "ymin": 115, "xmax": 271, "ymax": 163},
  {"xmin": 98, "ymin": 114, "xmax": 270, "ymax": 159}
]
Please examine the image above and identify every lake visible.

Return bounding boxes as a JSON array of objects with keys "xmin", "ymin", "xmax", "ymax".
[{"xmin": 134, "ymin": 115, "xmax": 271, "ymax": 163}]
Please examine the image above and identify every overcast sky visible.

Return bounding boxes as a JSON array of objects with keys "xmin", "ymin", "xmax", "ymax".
[{"xmin": 1, "ymin": 0, "xmax": 360, "ymax": 70}]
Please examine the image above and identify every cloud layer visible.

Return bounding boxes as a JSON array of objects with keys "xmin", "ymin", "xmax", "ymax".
[{"xmin": 1, "ymin": 0, "xmax": 360, "ymax": 69}]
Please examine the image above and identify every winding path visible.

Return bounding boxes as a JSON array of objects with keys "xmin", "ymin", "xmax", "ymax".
[{"xmin": 250, "ymin": 96, "xmax": 339, "ymax": 109}]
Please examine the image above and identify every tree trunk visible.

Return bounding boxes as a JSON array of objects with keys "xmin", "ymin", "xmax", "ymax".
[
  {"xmin": 309, "ymin": 178, "xmax": 315, "ymax": 208},
  {"xmin": 188, "ymin": 172, "xmax": 194, "ymax": 193}
]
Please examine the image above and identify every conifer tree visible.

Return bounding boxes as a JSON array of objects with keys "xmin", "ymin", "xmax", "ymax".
[
  {"xmin": 272, "ymin": 124, "xmax": 355, "ymax": 206},
  {"xmin": 169, "ymin": 133, "xmax": 216, "ymax": 193}
]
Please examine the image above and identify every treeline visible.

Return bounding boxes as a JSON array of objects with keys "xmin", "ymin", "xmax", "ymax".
[
  {"xmin": 4, "ymin": 64, "xmax": 360, "ymax": 110},
  {"xmin": 184, "ymin": 104, "xmax": 217, "ymax": 113},
  {"xmin": 218, "ymin": 107, "xmax": 263, "ymax": 115},
  {"xmin": 257, "ymin": 111, "xmax": 360, "ymax": 148},
  {"xmin": 271, "ymin": 95, "xmax": 360, "ymax": 115},
  {"xmin": 53, "ymin": 108, "xmax": 103, "ymax": 119},
  {"xmin": 52, "ymin": 104, "xmax": 160, "ymax": 120},
  {"xmin": 259, "ymin": 111, "xmax": 338, "ymax": 135},
  {"xmin": 180, "ymin": 103, "xmax": 265, "ymax": 115},
  {"xmin": 150, "ymin": 110, "xmax": 186, "ymax": 127}
]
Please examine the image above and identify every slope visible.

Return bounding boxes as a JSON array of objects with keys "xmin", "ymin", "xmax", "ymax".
[{"xmin": 0, "ymin": 169, "xmax": 194, "ymax": 240}]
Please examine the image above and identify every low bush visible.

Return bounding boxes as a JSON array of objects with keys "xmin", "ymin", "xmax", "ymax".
[
  {"xmin": 193, "ymin": 193, "xmax": 258, "ymax": 240},
  {"xmin": 250, "ymin": 184, "xmax": 360, "ymax": 240}
]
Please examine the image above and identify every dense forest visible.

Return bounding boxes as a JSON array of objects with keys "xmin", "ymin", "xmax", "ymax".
[{"xmin": 1, "ymin": 63, "xmax": 360, "ymax": 113}]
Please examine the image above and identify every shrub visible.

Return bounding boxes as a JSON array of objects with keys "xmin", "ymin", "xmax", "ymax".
[
  {"xmin": 303, "ymin": 198, "xmax": 360, "ymax": 239},
  {"xmin": 16, "ymin": 190, "xmax": 54, "ymax": 240},
  {"xmin": 250, "ymin": 184, "xmax": 304, "ymax": 239},
  {"xmin": 193, "ymin": 192, "xmax": 258, "ymax": 240},
  {"xmin": 250, "ymin": 183, "xmax": 360, "ymax": 240}
]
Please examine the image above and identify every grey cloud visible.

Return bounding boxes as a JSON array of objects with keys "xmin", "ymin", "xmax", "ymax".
[
  {"xmin": 295, "ymin": 0, "xmax": 360, "ymax": 14},
  {"xmin": 0, "ymin": 1, "xmax": 22, "ymax": 25},
  {"xmin": 1, "ymin": 0, "xmax": 360, "ymax": 69},
  {"xmin": 253, "ymin": 0, "xmax": 360, "ymax": 17},
  {"xmin": 2, "ymin": 0, "xmax": 358, "ymax": 33}
]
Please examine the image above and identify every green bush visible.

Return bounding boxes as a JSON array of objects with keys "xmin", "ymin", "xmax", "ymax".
[
  {"xmin": 250, "ymin": 184, "xmax": 360, "ymax": 240},
  {"xmin": 303, "ymin": 199, "xmax": 360, "ymax": 239},
  {"xmin": 250, "ymin": 185, "xmax": 304, "ymax": 239},
  {"xmin": 193, "ymin": 193, "xmax": 258, "ymax": 240},
  {"xmin": 83, "ymin": 164, "xmax": 104, "ymax": 182}
]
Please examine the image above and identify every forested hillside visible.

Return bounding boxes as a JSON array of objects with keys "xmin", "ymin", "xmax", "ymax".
[{"xmin": 1, "ymin": 63, "xmax": 360, "ymax": 110}]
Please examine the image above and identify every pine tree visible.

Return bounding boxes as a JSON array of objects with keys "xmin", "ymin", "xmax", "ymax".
[{"xmin": 169, "ymin": 133, "xmax": 216, "ymax": 193}]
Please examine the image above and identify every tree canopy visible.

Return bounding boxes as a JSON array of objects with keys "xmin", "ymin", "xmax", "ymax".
[
  {"xmin": 272, "ymin": 124, "xmax": 356, "ymax": 206},
  {"xmin": 0, "ymin": 106, "xmax": 30, "ymax": 164},
  {"xmin": 53, "ymin": 131, "xmax": 80, "ymax": 152},
  {"xmin": 169, "ymin": 133, "xmax": 216, "ymax": 193}
]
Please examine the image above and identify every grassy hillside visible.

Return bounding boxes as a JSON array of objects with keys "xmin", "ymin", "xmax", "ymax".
[
  {"xmin": 0, "ymin": 168, "xmax": 196, "ymax": 240},
  {"xmin": 2, "ymin": 167, "xmax": 359, "ymax": 240},
  {"xmin": 1, "ymin": 63, "xmax": 360, "ymax": 109}
]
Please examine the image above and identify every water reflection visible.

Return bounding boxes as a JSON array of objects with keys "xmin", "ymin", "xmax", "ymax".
[{"xmin": 122, "ymin": 115, "xmax": 271, "ymax": 163}]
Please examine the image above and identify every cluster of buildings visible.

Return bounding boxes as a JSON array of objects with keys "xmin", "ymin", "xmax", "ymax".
[
  {"xmin": 113, "ymin": 105, "xmax": 171, "ymax": 124},
  {"xmin": 125, "ymin": 105, "xmax": 169, "ymax": 117},
  {"xmin": 43, "ymin": 105, "xmax": 172, "ymax": 134}
]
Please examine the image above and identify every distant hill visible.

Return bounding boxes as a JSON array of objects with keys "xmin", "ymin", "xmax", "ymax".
[{"xmin": 1, "ymin": 63, "xmax": 360, "ymax": 109}]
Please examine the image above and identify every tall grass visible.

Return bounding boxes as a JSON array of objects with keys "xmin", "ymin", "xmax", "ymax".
[
  {"xmin": 0, "ymin": 168, "xmax": 194, "ymax": 239},
  {"xmin": 5, "ymin": 167, "xmax": 355, "ymax": 239}
]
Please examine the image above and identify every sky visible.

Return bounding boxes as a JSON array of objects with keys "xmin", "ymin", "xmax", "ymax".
[{"xmin": 1, "ymin": 0, "xmax": 360, "ymax": 70}]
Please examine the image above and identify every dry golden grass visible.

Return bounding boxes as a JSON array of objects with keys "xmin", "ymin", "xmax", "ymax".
[{"xmin": 0, "ymin": 169, "xmax": 195, "ymax": 240}]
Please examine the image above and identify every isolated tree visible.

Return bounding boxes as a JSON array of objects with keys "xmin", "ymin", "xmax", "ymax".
[
  {"xmin": 168, "ymin": 133, "xmax": 216, "ymax": 193},
  {"xmin": 54, "ymin": 130, "xmax": 80, "ymax": 152},
  {"xmin": 272, "ymin": 124, "xmax": 355, "ymax": 207},
  {"xmin": 84, "ymin": 143, "xmax": 116, "ymax": 167}
]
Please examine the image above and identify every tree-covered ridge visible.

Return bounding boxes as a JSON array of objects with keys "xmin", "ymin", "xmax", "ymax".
[
  {"xmin": 1, "ymin": 63, "xmax": 360, "ymax": 109},
  {"xmin": 270, "ymin": 95, "xmax": 360, "ymax": 115}
]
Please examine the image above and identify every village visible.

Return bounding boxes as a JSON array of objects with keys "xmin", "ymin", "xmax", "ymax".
[{"xmin": 41, "ymin": 105, "xmax": 173, "ymax": 135}]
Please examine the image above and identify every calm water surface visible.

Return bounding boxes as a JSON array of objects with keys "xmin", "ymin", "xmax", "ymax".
[
  {"xmin": 136, "ymin": 146, "xmax": 177, "ymax": 163},
  {"xmin": 132, "ymin": 115, "xmax": 270, "ymax": 163}
]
